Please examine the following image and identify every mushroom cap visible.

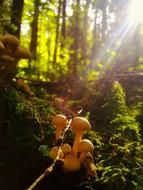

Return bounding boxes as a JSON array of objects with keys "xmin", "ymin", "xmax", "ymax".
[
  {"xmin": 77, "ymin": 139, "xmax": 94, "ymax": 153},
  {"xmin": 63, "ymin": 154, "xmax": 81, "ymax": 172},
  {"xmin": 0, "ymin": 54, "xmax": 15, "ymax": 62},
  {"xmin": 2, "ymin": 34, "xmax": 19, "ymax": 47},
  {"xmin": 61, "ymin": 143, "xmax": 71, "ymax": 155},
  {"xmin": 49, "ymin": 146, "xmax": 64, "ymax": 160},
  {"xmin": 12, "ymin": 46, "xmax": 31, "ymax": 59},
  {"xmin": 70, "ymin": 117, "xmax": 91, "ymax": 132},
  {"xmin": 52, "ymin": 114, "xmax": 68, "ymax": 129}
]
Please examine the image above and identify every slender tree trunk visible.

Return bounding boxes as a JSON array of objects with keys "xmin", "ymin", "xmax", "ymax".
[
  {"xmin": 68, "ymin": 0, "xmax": 80, "ymax": 79},
  {"xmin": 80, "ymin": 0, "xmax": 90, "ymax": 69},
  {"xmin": 10, "ymin": 0, "xmax": 24, "ymax": 38},
  {"xmin": 30, "ymin": 0, "xmax": 40, "ymax": 61},
  {"xmin": 60, "ymin": 0, "xmax": 66, "ymax": 50},
  {"xmin": 53, "ymin": 0, "xmax": 62, "ymax": 67}
]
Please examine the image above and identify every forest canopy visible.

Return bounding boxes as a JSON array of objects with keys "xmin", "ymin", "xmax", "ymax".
[{"xmin": 1, "ymin": 0, "xmax": 143, "ymax": 81}]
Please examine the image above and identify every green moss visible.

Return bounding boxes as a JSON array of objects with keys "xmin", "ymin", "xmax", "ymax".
[{"xmin": 0, "ymin": 86, "xmax": 55, "ymax": 189}]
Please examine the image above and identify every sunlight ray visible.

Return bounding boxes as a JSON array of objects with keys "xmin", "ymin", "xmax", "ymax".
[{"xmin": 85, "ymin": 1, "xmax": 141, "ymax": 79}]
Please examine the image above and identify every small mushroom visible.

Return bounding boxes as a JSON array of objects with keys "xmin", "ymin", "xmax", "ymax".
[
  {"xmin": 2, "ymin": 34, "xmax": 19, "ymax": 47},
  {"xmin": 61, "ymin": 143, "xmax": 71, "ymax": 156},
  {"xmin": 12, "ymin": 46, "xmax": 31, "ymax": 59},
  {"xmin": 70, "ymin": 117, "xmax": 91, "ymax": 154},
  {"xmin": 52, "ymin": 114, "xmax": 68, "ymax": 140},
  {"xmin": 83, "ymin": 153, "xmax": 96, "ymax": 178},
  {"xmin": 63, "ymin": 153, "xmax": 81, "ymax": 172},
  {"xmin": 77, "ymin": 139, "xmax": 94, "ymax": 162},
  {"xmin": 49, "ymin": 146, "xmax": 64, "ymax": 160}
]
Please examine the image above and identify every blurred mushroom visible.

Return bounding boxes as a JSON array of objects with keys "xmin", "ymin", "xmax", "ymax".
[
  {"xmin": 49, "ymin": 146, "xmax": 64, "ymax": 160},
  {"xmin": 0, "ymin": 54, "xmax": 15, "ymax": 62},
  {"xmin": 2, "ymin": 34, "xmax": 19, "ymax": 47},
  {"xmin": 77, "ymin": 139, "xmax": 94, "ymax": 162},
  {"xmin": 52, "ymin": 114, "xmax": 68, "ymax": 140},
  {"xmin": 63, "ymin": 153, "xmax": 81, "ymax": 172},
  {"xmin": 83, "ymin": 153, "xmax": 96, "ymax": 178},
  {"xmin": 70, "ymin": 117, "xmax": 91, "ymax": 154},
  {"xmin": 61, "ymin": 143, "xmax": 71, "ymax": 156},
  {"xmin": 12, "ymin": 46, "xmax": 31, "ymax": 59}
]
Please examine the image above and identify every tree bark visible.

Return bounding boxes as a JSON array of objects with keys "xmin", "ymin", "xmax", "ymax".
[
  {"xmin": 80, "ymin": 0, "xmax": 90, "ymax": 70},
  {"xmin": 53, "ymin": 0, "xmax": 62, "ymax": 67},
  {"xmin": 60, "ymin": 0, "xmax": 67, "ymax": 50},
  {"xmin": 68, "ymin": 0, "xmax": 80, "ymax": 79},
  {"xmin": 30, "ymin": 0, "xmax": 40, "ymax": 61},
  {"xmin": 10, "ymin": 0, "xmax": 24, "ymax": 38}
]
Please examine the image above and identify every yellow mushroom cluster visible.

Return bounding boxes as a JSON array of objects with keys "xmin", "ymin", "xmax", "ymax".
[
  {"xmin": 49, "ymin": 114, "xmax": 96, "ymax": 178},
  {"xmin": 0, "ymin": 33, "xmax": 31, "ymax": 61},
  {"xmin": 0, "ymin": 33, "xmax": 31, "ymax": 78}
]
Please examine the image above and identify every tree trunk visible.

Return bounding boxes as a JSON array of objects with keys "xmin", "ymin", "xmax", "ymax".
[
  {"xmin": 60, "ymin": 0, "xmax": 67, "ymax": 50},
  {"xmin": 80, "ymin": 0, "xmax": 90, "ymax": 77},
  {"xmin": 53, "ymin": 0, "xmax": 62, "ymax": 67},
  {"xmin": 68, "ymin": 0, "xmax": 80, "ymax": 79},
  {"xmin": 10, "ymin": 0, "xmax": 24, "ymax": 38},
  {"xmin": 29, "ymin": 0, "xmax": 40, "ymax": 61}
]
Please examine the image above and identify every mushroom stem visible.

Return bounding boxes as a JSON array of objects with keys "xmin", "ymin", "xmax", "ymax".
[
  {"xmin": 88, "ymin": 163, "xmax": 96, "ymax": 176},
  {"xmin": 63, "ymin": 153, "xmax": 81, "ymax": 172},
  {"xmin": 72, "ymin": 131, "xmax": 83, "ymax": 154},
  {"xmin": 84, "ymin": 154, "xmax": 96, "ymax": 177},
  {"xmin": 79, "ymin": 152, "xmax": 87, "ymax": 162},
  {"xmin": 55, "ymin": 128, "xmax": 63, "ymax": 140}
]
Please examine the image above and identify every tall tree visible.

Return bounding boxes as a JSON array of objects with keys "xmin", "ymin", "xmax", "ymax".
[
  {"xmin": 29, "ymin": 0, "xmax": 40, "ymax": 61},
  {"xmin": 10, "ymin": 0, "xmax": 24, "ymax": 38},
  {"xmin": 53, "ymin": 0, "xmax": 62, "ymax": 68},
  {"xmin": 80, "ymin": 0, "xmax": 91, "ymax": 77},
  {"xmin": 68, "ymin": 0, "xmax": 81, "ymax": 79},
  {"xmin": 60, "ymin": 0, "xmax": 67, "ymax": 50}
]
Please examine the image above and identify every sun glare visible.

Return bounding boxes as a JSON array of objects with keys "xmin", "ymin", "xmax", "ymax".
[{"xmin": 129, "ymin": 0, "xmax": 143, "ymax": 24}]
